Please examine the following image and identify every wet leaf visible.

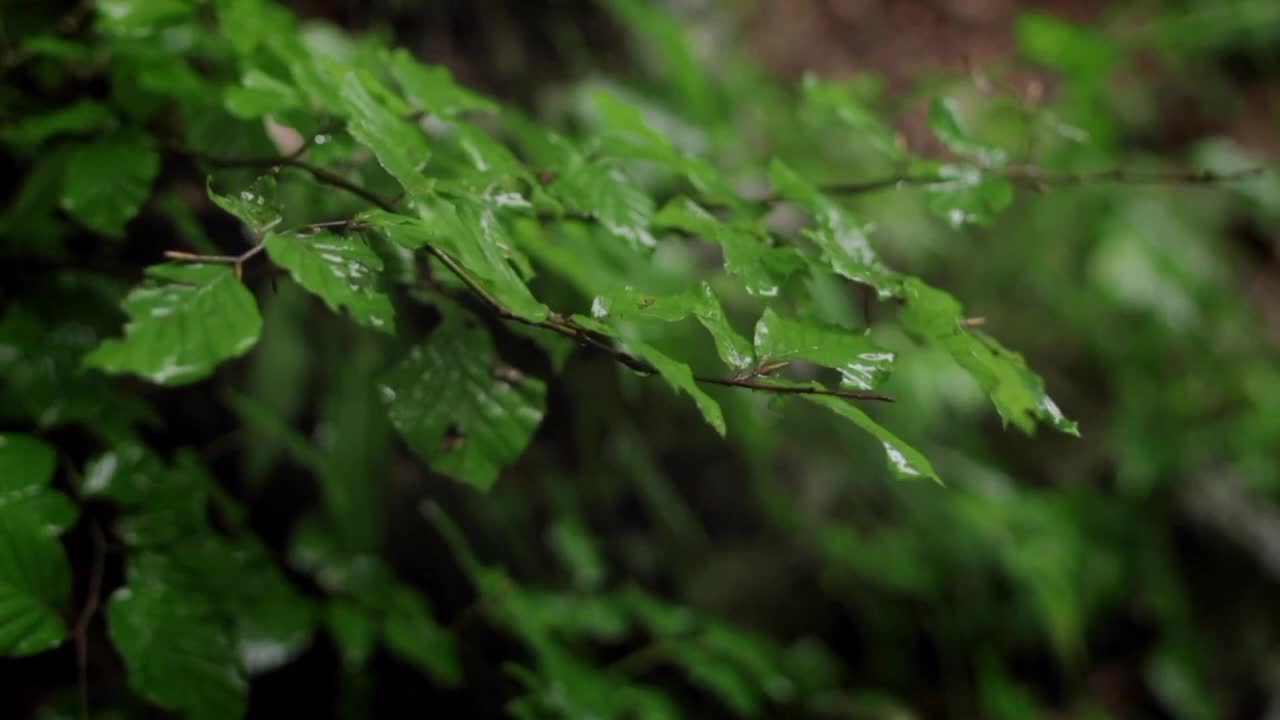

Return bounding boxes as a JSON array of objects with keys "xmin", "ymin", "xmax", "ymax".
[
  {"xmin": 364, "ymin": 202, "xmax": 548, "ymax": 322},
  {"xmin": 60, "ymin": 129, "xmax": 158, "ymax": 236},
  {"xmin": 805, "ymin": 396, "xmax": 939, "ymax": 481},
  {"xmin": 899, "ymin": 278, "xmax": 1077, "ymax": 435},
  {"xmin": 340, "ymin": 71, "xmax": 433, "ymax": 198},
  {"xmin": 107, "ymin": 557, "xmax": 247, "ymax": 720},
  {"xmin": 208, "ymin": 175, "xmax": 283, "ymax": 234},
  {"xmin": 0, "ymin": 434, "xmax": 74, "ymax": 657},
  {"xmin": 265, "ymin": 230, "xmax": 395, "ymax": 333},
  {"xmin": 380, "ymin": 320, "xmax": 546, "ymax": 489},
  {"xmin": 768, "ymin": 159, "xmax": 901, "ymax": 298},
  {"xmin": 86, "ymin": 264, "xmax": 262, "ymax": 386},
  {"xmin": 754, "ymin": 308, "xmax": 893, "ymax": 391},
  {"xmin": 654, "ymin": 198, "xmax": 805, "ymax": 297}
]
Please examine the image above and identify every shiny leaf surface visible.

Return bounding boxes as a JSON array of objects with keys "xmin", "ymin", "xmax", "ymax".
[
  {"xmin": 265, "ymin": 230, "xmax": 395, "ymax": 333},
  {"xmin": 86, "ymin": 264, "xmax": 262, "ymax": 386},
  {"xmin": 380, "ymin": 320, "xmax": 547, "ymax": 489}
]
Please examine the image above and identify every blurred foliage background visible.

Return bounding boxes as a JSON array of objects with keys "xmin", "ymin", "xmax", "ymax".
[{"xmin": 5, "ymin": 0, "xmax": 1280, "ymax": 718}]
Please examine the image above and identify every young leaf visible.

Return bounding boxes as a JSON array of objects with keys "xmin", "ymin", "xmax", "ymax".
[
  {"xmin": 364, "ymin": 201, "xmax": 549, "ymax": 322},
  {"xmin": 224, "ymin": 69, "xmax": 302, "ymax": 119},
  {"xmin": 380, "ymin": 320, "xmax": 547, "ymax": 490},
  {"xmin": 339, "ymin": 71, "xmax": 433, "ymax": 198},
  {"xmin": 108, "ymin": 558, "xmax": 248, "ymax": 720},
  {"xmin": 804, "ymin": 396, "xmax": 940, "ymax": 481},
  {"xmin": 595, "ymin": 283, "xmax": 754, "ymax": 371},
  {"xmin": 1, "ymin": 100, "xmax": 116, "ymax": 147},
  {"xmin": 800, "ymin": 74, "xmax": 902, "ymax": 158},
  {"xmin": 550, "ymin": 159, "xmax": 656, "ymax": 251},
  {"xmin": 654, "ymin": 198, "xmax": 805, "ymax": 298},
  {"xmin": 927, "ymin": 98, "xmax": 1006, "ymax": 166},
  {"xmin": 0, "ymin": 434, "xmax": 78, "ymax": 535},
  {"xmin": 0, "ymin": 513, "xmax": 72, "ymax": 657},
  {"xmin": 86, "ymin": 264, "xmax": 262, "ymax": 386},
  {"xmin": 921, "ymin": 162, "xmax": 1015, "ymax": 228},
  {"xmin": 1016, "ymin": 11, "xmax": 1118, "ymax": 81},
  {"xmin": 382, "ymin": 585, "xmax": 462, "ymax": 685},
  {"xmin": 265, "ymin": 230, "xmax": 395, "ymax": 333},
  {"xmin": 208, "ymin": 175, "xmax": 282, "ymax": 233},
  {"xmin": 588, "ymin": 90, "xmax": 733, "ymax": 202},
  {"xmin": 899, "ymin": 278, "xmax": 1077, "ymax": 435},
  {"xmin": 0, "ymin": 434, "xmax": 74, "ymax": 657},
  {"xmin": 327, "ymin": 600, "xmax": 378, "ymax": 670},
  {"xmin": 753, "ymin": 308, "xmax": 893, "ymax": 391},
  {"xmin": 575, "ymin": 315, "xmax": 726, "ymax": 436},
  {"xmin": 60, "ymin": 129, "xmax": 159, "ymax": 236},
  {"xmin": 387, "ymin": 49, "xmax": 497, "ymax": 117},
  {"xmin": 220, "ymin": 540, "xmax": 317, "ymax": 676},
  {"xmin": 768, "ymin": 160, "xmax": 901, "ymax": 298}
]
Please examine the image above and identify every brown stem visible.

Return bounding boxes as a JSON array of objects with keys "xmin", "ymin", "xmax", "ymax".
[
  {"xmin": 793, "ymin": 164, "xmax": 1270, "ymax": 201},
  {"xmin": 74, "ymin": 521, "xmax": 105, "ymax": 720}
]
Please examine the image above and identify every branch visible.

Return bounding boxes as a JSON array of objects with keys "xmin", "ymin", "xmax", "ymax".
[
  {"xmin": 168, "ymin": 146, "xmax": 398, "ymax": 212},
  {"xmin": 168, "ymin": 148, "xmax": 890, "ymax": 403},
  {"xmin": 74, "ymin": 521, "xmax": 105, "ymax": 720},
  {"xmin": 499, "ymin": 308, "xmax": 895, "ymax": 403},
  {"xmin": 803, "ymin": 164, "xmax": 1270, "ymax": 199}
]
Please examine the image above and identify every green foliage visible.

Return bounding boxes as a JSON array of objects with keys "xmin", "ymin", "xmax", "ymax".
[
  {"xmin": 3, "ymin": 0, "xmax": 1272, "ymax": 716},
  {"xmin": 0, "ymin": 435, "xmax": 75, "ymax": 656}
]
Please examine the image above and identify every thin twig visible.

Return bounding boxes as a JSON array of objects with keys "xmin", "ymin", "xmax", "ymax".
[
  {"xmin": 74, "ymin": 521, "xmax": 105, "ymax": 720},
  {"xmin": 164, "ymin": 239, "xmax": 264, "ymax": 280},
  {"xmin": 167, "ymin": 146, "xmax": 398, "ymax": 212},
  {"xmin": 793, "ymin": 164, "xmax": 1270, "ymax": 201}
]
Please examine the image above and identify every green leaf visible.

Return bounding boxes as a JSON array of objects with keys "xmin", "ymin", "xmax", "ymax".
[
  {"xmin": 0, "ymin": 513, "xmax": 72, "ymax": 657},
  {"xmin": 60, "ymin": 129, "xmax": 159, "ymax": 236},
  {"xmin": 96, "ymin": 0, "xmax": 194, "ymax": 37},
  {"xmin": 387, "ymin": 49, "xmax": 497, "ymax": 117},
  {"xmin": 1016, "ymin": 11, "xmax": 1118, "ymax": 81},
  {"xmin": 2, "ymin": 100, "xmax": 116, "ymax": 147},
  {"xmin": 0, "ymin": 434, "xmax": 73, "ymax": 657},
  {"xmin": 0, "ymin": 434, "xmax": 78, "ymax": 535},
  {"xmin": 339, "ymin": 70, "xmax": 433, "ymax": 198},
  {"xmin": 327, "ymin": 600, "xmax": 378, "ymax": 670},
  {"xmin": 380, "ymin": 319, "xmax": 547, "ymax": 490},
  {"xmin": 899, "ymin": 278, "xmax": 1077, "ymax": 435},
  {"xmin": 224, "ymin": 69, "xmax": 302, "ymax": 119},
  {"xmin": 800, "ymin": 74, "xmax": 902, "ymax": 158},
  {"xmin": 804, "ymin": 396, "xmax": 940, "ymax": 481},
  {"xmin": 86, "ymin": 264, "xmax": 262, "ymax": 386},
  {"xmin": 221, "ymin": 540, "xmax": 316, "ymax": 676},
  {"xmin": 598, "ymin": 0, "xmax": 716, "ymax": 121},
  {"xmin": 768, "ymin": 159, "xmax": 901, "ymax": 298},
  {"xmin": 382, "ymin": 585, "xmax": 462, "ymax": 685},
  {"xmin": 595, "ymin": 284, "xmax": 754, "ymax": 371},
  {"xmin": 446, "ymin": 122, "xmax": 533, "ymax": 186},
  {"xmin": 108, "ymin": 558, "xmax": 247, "ymax": 720},
  {"xmin": 927, "ymin": 98, "xmax": 1006, "ymax": 165},
  {"xmin": 753, "ymin": 308, "xmax": 893, "ymax": 391},
  {"xmin": 922, "ymin": 163, "xmax": 1015, "ymax": 228},
  {"xmin": 588, "ymin": 90, "xmax": 732, "ymax": 202},
  {"xmin": 671, "ymin": 644, "xmax": 762, "ymax": 717},
  {"xmin": 208, "ymin": 175, "xmax": 283, "ymax": 233},
  {"xmin": 82, "ymin": 448, "xmax": 211, "ymax": 546},
  {"xmin": 551, "ymin": 159, "xmax": 656, "ymax": 251},
  {"xmin": 654, "ymin": 198, "xmax": 805, "ymax": 297},
  {"xmin": 265, "ymin": 230, "xmax": 395, "ymax": 333},
  {"xmin": 575, "ymin": 315, "xmax": 726, "ymax": 436},
  {"xmin": 548, "ymin": 521, "xmax": 606, "ymax": 591},
  {"xmin": 364, "ymin": 202, "xmax": 549, "ymax": 322}
]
